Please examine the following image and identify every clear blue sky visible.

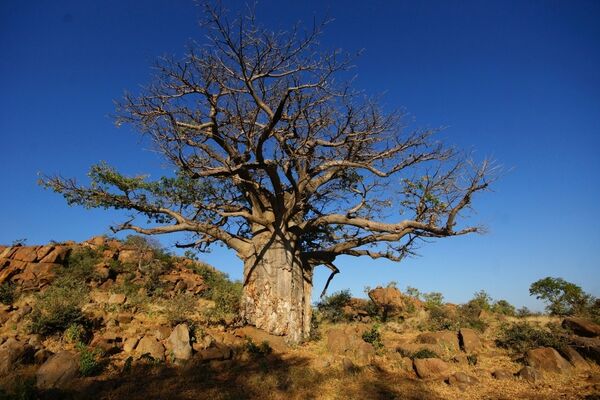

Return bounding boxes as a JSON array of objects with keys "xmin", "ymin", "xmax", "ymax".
[{"xmin": 1, "ymin": 0, "xmax": 599, "ymax": 310}]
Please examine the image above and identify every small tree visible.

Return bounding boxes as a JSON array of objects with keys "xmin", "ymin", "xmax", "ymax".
[
  {"xmin": 529, "ymin": 277, "xmax": 590, "ymax": 316},
  {"xmin": 40, "ymin": 4, "xmax": 496, "ymax": 342}
]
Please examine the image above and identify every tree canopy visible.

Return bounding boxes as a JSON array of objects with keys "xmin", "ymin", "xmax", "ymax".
[{"xmin": 41, "ymin": 3, "xmax": 496, "ymax": 294}]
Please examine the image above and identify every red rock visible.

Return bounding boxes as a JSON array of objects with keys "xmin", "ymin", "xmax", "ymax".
[
  {"xmin": 13, "ymin": 247, "xmax": 40, "ymax": 262},
  {"xmin": 459, "ymin": 328, "xmax": 482, "ymax": 353},
  {"xmin": 413, "ymin": 358, "xmax": 450, "ymax": 379},
  {"xmin": 562, "ymin": 346, "xmax": 589, "ymax": 369},
  {"xmin": 417, "ymin": 330, "xmax": 460, "ymax": 353},
  {"xmin": 368, "ymin": 286, "xmax": 406, "ymax": 318},
  {"xmin": 525, "ymin": 347, "xmax": 572, "ymax": 374},
  {"xmin": 563, "ymin": 317, "xmax": 600, "ymax": 337},
  {"xmin": 39, "ymin": 246, "xmax": 69, "ymax": 264},
  {"xmin": 35, "ymin": 246, "xmax": 54, "ymax": 261}
]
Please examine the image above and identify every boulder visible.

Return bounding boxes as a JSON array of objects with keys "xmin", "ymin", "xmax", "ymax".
[
  {"xmin": 123, "ymin": 337, "xmax": 140, "ymax": 353},
  {"xmin": 367, "ymin": 286, "xmax": 406, "ymax": 318},
  {"xmin": 569, "ymin": 336, "xmax": 600, "ymax": 364},
  {"xmin": 108, "ymin": 293, "xmax": 127, "ymax": 305},
  {"xmin": 34, "ymin": 349, "xmax": 53, "ymax": 364},
  {"xmin": 36, "ymin": 351, "xmax": 78, "ymax": 389},
  {"xmin": 492, "ymin": 369, "xmax": 514, "ymax": 380},
  {"xmin": 341, "ymin": 357, "xmax": 357, "ymax": 373},
  {"xmin": 447, "ymin": 372, "xmax": 479, "ymax": 390},
  {"xmin": 517, "ymin": 366, "xmax": 543, "ymax": 383},
  {"xmin": 0, "ymin": 338, "xmax": 33, "ymax": 374},
  {"xmin": 326, "ymin": 326, "xmax": 375, "ymax": 365},
  {"xmin": 197, "ymin": 343, "xmax": 232, "ymax": 362},
  {"xmin": 36, "ymin": 246, "xmax": 55, "ymax": 261},
  {"xmin": 168, "ymin": 324, "xmax": 193, "ymax": 361},
  {"xmin": 135, "ymin": 336, "xmax": 165, "ymax": 361},
  {"xmin": 154, "ymin": 326, "xmax": 172, "ymax": 340},
  {"xmin": 87, "ymin": 236, "xmax": 107, "ymax": 248},
  {"xmin": 561, "ymin": 346, "xmax": 590, "ymax": 369},
  {"xmin": 459, "ymin": 328, "xmax": 482, "ymax": 353},
  {"xmin": 13, "ymin": 247, "xmax": 40, "ymax": 262},
  {"xmin": 563, "ymin": 317, "xmax": 600, "ymax": 337},
  {"xmin": 413, "ymin": 358, "xmax": 449, "ymax": 379},
  {"xmin": 417, "ymin": 330, "xmax": 460, "ymax": 353},
  {"xmin": 39, "ymin": 246, "xmax": 69, "ymax": 264},
  {"xmin": 525, "ymin": 347, "xmax": 572, "ymax": 374}
]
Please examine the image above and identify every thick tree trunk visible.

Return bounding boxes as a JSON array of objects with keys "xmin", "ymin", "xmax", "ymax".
[{"xmin": 240, "ymin": 235, "xmax": 313, "ymax": 344}]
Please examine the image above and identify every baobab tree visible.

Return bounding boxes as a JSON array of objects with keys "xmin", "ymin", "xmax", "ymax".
[{"xmin": 41, "ymin": 4, "xmax": 496, "ymax": 343}]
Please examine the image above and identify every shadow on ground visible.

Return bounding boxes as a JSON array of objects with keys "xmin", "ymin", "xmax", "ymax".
[{"xmin": 35, "ymin": 354, "xmax": 441, "ymax": 400}]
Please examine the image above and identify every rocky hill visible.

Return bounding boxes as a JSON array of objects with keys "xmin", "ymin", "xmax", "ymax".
[{"xmin": 0, "ymin": 236, "xmax": 599, "ymax": 399}]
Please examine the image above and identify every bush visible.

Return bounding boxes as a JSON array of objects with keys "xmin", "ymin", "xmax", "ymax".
[
  {"xmin": 492, "ymin": 299, "xmax": 516, "ymax": 316},
  {"xmin": 63, "ymin": 247, "xmax": 101, "ymax": 281},
  {"xmin": 29, "ymin": 277, "xmax": 88, "ymax": 335},
  {"xmin": 411, "ymin": 348, "xmax": 439, "ymax": 359},
  {"xmin": 0, "ymin": 283, "xmax": 16, "ymax": 305},
  {"xmin": 496, "ymin": 321, "xmax": 568, "ymax": 354},
  {"xmin": 315, "ymin": 289, "xmax": 352, "ymax": 323},
  {"xmin": 77, "ymin": 343, "xmax": 104, "ymax": 376},
  {"xmin": 423, "ymin": 292, "xmax": 444, "ymax": 309},
  {"xmin": 424, "ymin": 303, "xmax": 487, "ymax": 332},
  {"xmin": 362, "ymin": 324, "xmax": 383, "ymax": 349},
  {"xmin": 63, "ymin": 323, "xmax": 87, "ymax": 344},
  {"xmin": 245, "ymin": 338, "xmax": 272, "ymax": 356},
  {"xmin": 467, "ymin": 290, "xmax": 492, "ymax": 312},
  {"xmin": 192, "ymin": 262, "xmax": 242, "ymax": 323}
]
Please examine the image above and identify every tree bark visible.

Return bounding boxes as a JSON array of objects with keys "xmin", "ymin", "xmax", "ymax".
[{"xmin": 240, "ymin": 234, "xmax": 313, "ymax": 343}]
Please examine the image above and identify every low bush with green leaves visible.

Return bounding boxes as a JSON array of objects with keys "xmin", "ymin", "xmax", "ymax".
[
  {"xmin": 63, "ymin": 323, "xmax": 87, "ymax": 344},
  {"xmin": 424, "ymin": 303, "xmax": 488, "ymax": 332},
  {"xmin": 495, "ymin": 321, "xmax": 568, "ymax": 354},
  {"xmin": 0, "ymin": 282, "xmax": 16, "ymax": 305},
  {"xmin": 397, "ymin": 347, "xmax": 439, "ymax": 360},
  {"xmin": 76, "ymin": 343, "xmax": 104, "ymax": 376},
  {"xmin": 29, "ymin": 277, "xmax": 88, "ymax": 335},
  {"xmin": 491, "ymin": 299, "xmax": 516, "ymax": 316},
  {"xmin": 315, "ymin": 289, "xmax": 352, "ymax": 323},
  {"xmin": 422, "ymin": 292, "xmax": 444, "ymax": 309},
  {"xmin": 361, "ymin": 323, "xmax": 383, "ymax": 350},
  {"xmin": 245, "ymin": 338, "xmax": 272, "ymax": 356},
  {"xmin": 191, "ymin": 262, "xmax": 242, "ymax": 323},
  {"xmin": 63, "ymin": 247, "xmax": 101, "ymax": 281}
]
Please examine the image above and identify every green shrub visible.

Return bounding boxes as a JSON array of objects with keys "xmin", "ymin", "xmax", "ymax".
[
  {"xmin": 191, "ymin": 262, "xmax": 242, "ymax": 323},
  {"xmin": 63, "ymin": 323, "xmax": 87, "ymax": 344},
  {"xmin": 405, "ymin": 286, "xmax": 422, "ymax": 300},
  {"xmin": 467, "ymin": 290, "xmax": 493, "ymax": 312},
  {"xmin": 467, "ymin": 354, "xmax": 478, "ymax": 365},
  {"xmin": 29, "ymin": 277, "xmax": 88, "ymax": 335},
  {"xmin": 362, "ymin": 324, "xmax": 383, "ymax": 349},
  {"xmin": 425, "ymin": 305, "xmax": 459, "ymax": 331},
  {"xmin": 411, "ymin": 348, "xmax": 439, "ymax": 359},
  {"xmin": 63, "ymin": 247, "xmax": 101, "ymax": 281},
  {"xmin": 0, "ymin": 283, "xmax": 16, "ymax": 305},
  {"xmin": 315, "ymin": 289, "xmax": 352, "ymax": 323},
  {"xmin": 423, "ymin": 292, "xmax": 444, "ymax": 309},
  {"xmin": 496, "ymin": 321, "xmax": 568, "ymax": 354},
  {"xmin": 308, "ymin": 310, "xmax": 322, "ymax": 341},
  {"xmin": 492, "ymin": 299, "xmax": 516, "ymax": 316},
  {"xmin": 77, "ymin": 343, "xmax": 104, "ymax": 376},
  {"xmin": 424, "ymin": 303, "xmax": 487, "ymax": 332},
  {"xmin": 245, "ymin": 338, "xmax": 272, "ymax": 356}
]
